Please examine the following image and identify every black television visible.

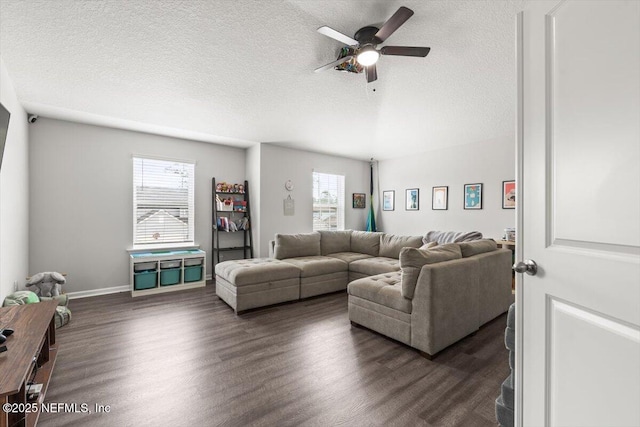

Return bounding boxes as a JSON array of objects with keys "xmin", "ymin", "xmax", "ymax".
[{"xmin": 0, "ymin": 102, "xmax": 10, "ymax": 171}]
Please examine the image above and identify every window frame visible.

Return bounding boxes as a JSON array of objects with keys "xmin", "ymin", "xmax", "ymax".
[
  {"xmin": 132, "ymin": 155, "xmax": 196, "ymax": 249},
  {"xmin": 312, "ymin": 171, "xmax": 345, "ymax": 232}
]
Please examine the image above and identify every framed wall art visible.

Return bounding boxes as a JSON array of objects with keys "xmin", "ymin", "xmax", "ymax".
[
  {"xmin": 464, "ymin": 183, "xmax": 483, "ymax": 210},
  {"xmin": 382, "ymin": 190, "xmax": 395, "ymax": 211},
  {"xmin": 406, "ymin": 188, "xmax": 419, "ymax": 210},
  {"xmin": 432, "ymin": 186, "xmax": 448, "ymax": 210},
  {"xmin": 352, "ymin": 193, "xmax": 366, "ymax": 209},
  {"xmin": 502, "ymin": 180, "xmax": 516, "ymax": 209}
]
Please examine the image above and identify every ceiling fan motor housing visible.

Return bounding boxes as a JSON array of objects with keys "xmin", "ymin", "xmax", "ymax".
[
  {"xmin": 354, "ymin": 26, "xmax": 381, "ymax": 45},
  {"xmin": 333, "ymin": 26, "xmax": 380, "ymax": 73}
]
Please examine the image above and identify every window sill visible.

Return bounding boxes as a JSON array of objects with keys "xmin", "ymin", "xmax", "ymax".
[{"xmin": 127, "ymin": 243, "xmax": 199, "ymax": 253}]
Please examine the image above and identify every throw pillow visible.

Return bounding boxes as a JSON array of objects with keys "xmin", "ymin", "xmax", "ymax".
[{"xmin": 2, "ymin": 291, "xmax": 40, "ymax": 306}]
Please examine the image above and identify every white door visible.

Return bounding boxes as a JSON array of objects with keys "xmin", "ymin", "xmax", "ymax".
[{"xmin": 517, "ymin": 1, "xmax": 640, "ymax": 426}]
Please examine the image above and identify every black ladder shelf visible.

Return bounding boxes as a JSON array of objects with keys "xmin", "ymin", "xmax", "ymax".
[{"xmin": 212, "ymin": 178, "xmax": 254, "ymax": 265}]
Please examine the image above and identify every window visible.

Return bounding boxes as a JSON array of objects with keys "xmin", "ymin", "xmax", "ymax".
[
  {"xmin": 313, "ymin": 171, "xmax": 345, "ymax": 231},
  {"xmin": 133, "ymin": 157, "xmax": 195, "ymax": 246}
]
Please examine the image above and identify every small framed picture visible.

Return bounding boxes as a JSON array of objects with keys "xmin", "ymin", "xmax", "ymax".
[
  {"xmin": 502, "ymin": 180, "xmax": 516, "ymax": 209},
  {"xmin": 464, "ymin": 183, "xmax": 483, "ymax": 210},
  {"xmin": 432, "ymin": 186, "xmax": 448, "ymax": 210},
  {"xmin": 352, "ymin": 193, "xmax": 366, "ymax": 209},
  {"xmin": 406, "ymin": 188, "xmax": 419, "ymax": 210},
  {"xmin": 382, "ymin": 190, "xmax": 395, "ymax": 211}
]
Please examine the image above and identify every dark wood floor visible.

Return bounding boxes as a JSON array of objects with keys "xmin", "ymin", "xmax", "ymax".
[{"xmin": 40, "ymin": 285, "xmax": 508, "ymax": 427}]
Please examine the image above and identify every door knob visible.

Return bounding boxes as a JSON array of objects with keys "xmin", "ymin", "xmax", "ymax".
[{"xmin": 513, "ymin": 259, "xmax": 538, "ymax": 276}]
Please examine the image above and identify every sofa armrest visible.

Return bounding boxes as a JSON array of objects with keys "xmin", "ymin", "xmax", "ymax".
[
  {"xmin": 475, "ymin": 249, "xmax": 514, "ymax": 324},
  {"xmin": 410, "ymin": 258, "xmax": 480, "ymax": 355}
]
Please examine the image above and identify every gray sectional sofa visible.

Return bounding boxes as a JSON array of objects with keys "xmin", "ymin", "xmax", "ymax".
[
  {"xmin": 214, "ymin": 230, "xmax": 513, "ymax": 358},
  {"xmin": 348, "ymin": 239, "xmax": 513, "ymax": 358}
]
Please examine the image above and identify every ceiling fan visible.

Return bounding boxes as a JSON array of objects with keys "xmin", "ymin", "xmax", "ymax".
[{"xmin": 314, "ymin": 6, "xmax": 430, "ymax": 83}]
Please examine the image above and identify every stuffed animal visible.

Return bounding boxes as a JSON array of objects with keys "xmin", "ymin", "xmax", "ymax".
[{"xmin": 26, "ymin": 272, "xmax": 66, "ymax": 297}]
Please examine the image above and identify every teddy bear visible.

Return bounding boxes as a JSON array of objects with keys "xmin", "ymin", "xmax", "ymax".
[{"xmin": 26, "ymin": 272, "xmax": 66, "ymax": 297}]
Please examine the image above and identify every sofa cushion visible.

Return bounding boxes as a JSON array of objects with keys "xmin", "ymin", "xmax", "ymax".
[
  {"xmin": 215, "ymin": 258, "xmax": 301, "ymax": 286},
  {"xmin": 422, "ymin": 230, "xmax": 483, "ymax": 245},
  {"xmin": 347, "ymin": 271, "xmax": 411, "ymax": 313},
  {"xmin": 379, "ymin": 234, "xmax": 423, "ymax": 259},
  {"xmin": 350, "ymin": 231, "xmax": 383, "ymax": 256},
  {"xmin": 326, "ymin": 252, "xmax": 373, "ymax": 264},
  {"xmin": 400, "ymin": 244, "xmax": 462, "ymax": 299},
  {"xmin": 349, "ymin": 257, "xmax": 400, "ymax": 276},
  {"xmin": 458, "ymin": 239, "xmax": 498, "ymax": 257},
  {"xmin": 281, "ymin": 256, "xmax": 347, "ymax": 278},
  {"xmin": 319, "ymin": 230, "xmax": 352, "ymax": 255},
  {"xmin": 273, "ymin": 232, "xmax": 321, "ymax": 259}
]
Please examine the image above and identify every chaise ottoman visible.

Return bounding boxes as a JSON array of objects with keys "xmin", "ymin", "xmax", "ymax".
[{"xmin": 215, "ymin": 258, "xmax": 301, "ymax": 313}]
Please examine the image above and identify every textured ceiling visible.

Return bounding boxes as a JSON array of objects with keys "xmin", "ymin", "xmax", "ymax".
[{"xmin": 0, "ymin": 0, "xmax": 523, "ymax": 160}]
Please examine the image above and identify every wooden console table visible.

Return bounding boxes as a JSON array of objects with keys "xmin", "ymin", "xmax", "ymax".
[
  {"xmin": 0, "ymin": 301, "xmax": 58, "ymax": 427},
  {"xmin": 496, "ymin": 239, "xmax": 516, "ymax": 250}
]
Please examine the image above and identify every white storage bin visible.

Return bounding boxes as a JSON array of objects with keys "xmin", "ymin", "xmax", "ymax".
[
  {"xmin": 134, "ymin": 261, "xmax": 157, "ymax": 272},
  {"xmin": 184, "ymin": 258, "xmax": 204, "ymax": 267},
  {"xmin": 160, "ymin": 260, "xmax": 182, "ymax": 269}
]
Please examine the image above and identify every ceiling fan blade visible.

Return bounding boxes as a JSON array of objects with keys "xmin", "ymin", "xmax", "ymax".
[
  {"xmin": 374, "ymin": 6, "xmax": 414, "ymax": 43},
  {"xmin": 314, "ymin": 55, "xmax": 354, "ymax": 73},
  {"xmin": 380, "ymin": 46, "xmax": 431, "ymax": 57},
  {"xmin": 365, "ymin": 64, "xmax": 378, "ymax": 83},
  {"xmin": 317, "ymin": 26, "xmax": 359, "ymax": 46}
]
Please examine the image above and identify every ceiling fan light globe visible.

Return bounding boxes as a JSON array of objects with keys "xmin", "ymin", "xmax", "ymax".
[{"xmin": 357, "ymin": 49, "xmax": 379, "ymax": 66}]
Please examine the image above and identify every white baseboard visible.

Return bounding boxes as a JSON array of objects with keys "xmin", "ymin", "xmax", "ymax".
[
  {"xmin": 67, "ymin": 277, "xmax": 212, "ymax": 299},
  {"xmin": 67, "ymin": 285, "xmax": 129, "ymax": 299},
  {"xmin": 66, "ymin": 273, "xmax": 212, "ymax": 299}
]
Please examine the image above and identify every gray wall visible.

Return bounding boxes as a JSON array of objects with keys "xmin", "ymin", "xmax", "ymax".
[
  {"xmin": 377, "ymin": 137, "xmax": 515, "ymax": 239},
  {"xmin": 26, "ymin": 118, "xmax": 514, "ymax": 294},
  {"xmin": 29, "ymin": 118, "xmax": 245, "ymax": 293},
  {"xmin": 0, "ymin": 58, "xmax": 29, "ymax": 301},
  {"xmin": 256, "ymin": 144, "xmax": 370, "ymax": 257},
  {"xmin": 245, "ymin": 144, "xmax": 261, "ymax": 259}
]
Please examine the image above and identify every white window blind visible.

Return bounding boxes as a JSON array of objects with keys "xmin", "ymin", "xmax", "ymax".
[
  {"xmin": 133, "ymin": 157, "xmax": 195, "ymax": 246},
  {"xmin": 313, "ymin": 171, "xmax": 345, "ymax": 231}
]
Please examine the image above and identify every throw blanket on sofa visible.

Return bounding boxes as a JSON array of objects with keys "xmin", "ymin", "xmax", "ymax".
[{"xmin": 423, "ymin": 230, "xmax": 483, "ymax": 245}]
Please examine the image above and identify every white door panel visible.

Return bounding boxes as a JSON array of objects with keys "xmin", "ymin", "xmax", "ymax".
[
  {"xmin": 549, "ymin": 1, "xmax": 640, "ymax": 249},
  {"xmin": 517, "ymin": 1, "xmax": 640, "ymax": 426},
  {"xmin": 548, "ymin": 298, "xmax": 640, "ymax": 426}
]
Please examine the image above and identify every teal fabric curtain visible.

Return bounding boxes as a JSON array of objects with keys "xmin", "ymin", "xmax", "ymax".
[{"xmin": 366, "ymin": 161, "xmax": 377, "ymax": 232}]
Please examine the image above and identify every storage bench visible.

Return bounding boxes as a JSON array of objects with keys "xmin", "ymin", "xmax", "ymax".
[{"xmin": 129, "ymin": 249, "xmax": 206, "ymax": 296}]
